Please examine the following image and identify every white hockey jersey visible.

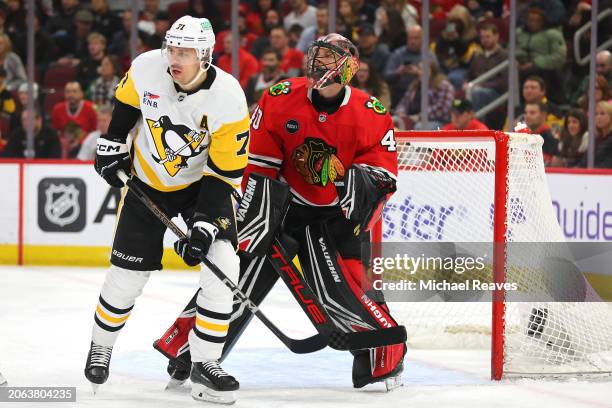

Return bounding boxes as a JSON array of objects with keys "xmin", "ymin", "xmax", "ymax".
[{"xmin": 115, "ymin": 50, "xmax": 250, "ymax": 192}]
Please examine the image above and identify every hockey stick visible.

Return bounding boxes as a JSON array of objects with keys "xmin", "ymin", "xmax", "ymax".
[
  {"xmin": 266, "ymin": 238, "xmax": 407, "ymax": 351},
  {"xmin": 117, "ymin": 171, "xmax": 329, "ymax": 354}
]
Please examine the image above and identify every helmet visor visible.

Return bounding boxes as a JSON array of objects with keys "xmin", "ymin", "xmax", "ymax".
[{"xmin": 162, "ymin": 42, "xmax": 202, "ymax": 66}]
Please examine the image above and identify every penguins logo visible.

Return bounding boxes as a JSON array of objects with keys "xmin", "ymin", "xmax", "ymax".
[
  {"xmin": 147, "ymin": 115, "xmax": 210, "ymax": 177},
  {"xmin": 292, "ymin": 137, "xmax": 345, "ymax": 186}
]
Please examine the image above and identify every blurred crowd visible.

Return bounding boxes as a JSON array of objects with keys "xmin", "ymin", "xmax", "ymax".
[{"xmin": 0, "ymin": 0, "xmax": 610, "ymax": 168}]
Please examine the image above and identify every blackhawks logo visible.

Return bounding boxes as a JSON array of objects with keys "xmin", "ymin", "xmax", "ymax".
[
  {"xmin": 292, "ymin": 137, "xmax": 345, "ymax": 186},
  {"xmin": 365, "ymin": 96, "xmax": 387, "ymax": 114},
  {"xmin": 147, "ymin": 115, "xmax": 210, "ymax": 177},
  {"xmin": 269, "ymin": 81, "xmax": 292, "ymax": 96}
]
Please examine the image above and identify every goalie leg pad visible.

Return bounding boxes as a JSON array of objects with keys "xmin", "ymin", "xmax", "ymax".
[
  {"xmin": 299, "ymin": 222, "xmax": 399, "ymax": 332},
  {"xmin": 237, "ymin": 173, "xmax": 291, "ymax": 255},
  {"xmin": 298, "ymin": 222, "xmax": 406, "ymax": 386},
  {"xmin": 154, "ymin": 290, "xmax": 197, "ymax": 360}
]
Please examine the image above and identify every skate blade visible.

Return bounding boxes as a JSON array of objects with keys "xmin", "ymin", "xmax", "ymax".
[
  {"xmin": 90, "ymin": 383, "xmax": 100, "ymax": 395},
  {"xmin": 191, "ymin": 383, "xmax": 236, "ymax": 405},
  {"xmin": 385, "ymin": 374, "xmax": 403, "ymax": 392},
  {"xmin": 165, "ymin": 377, "xmax": 187, "ymax": 390}
]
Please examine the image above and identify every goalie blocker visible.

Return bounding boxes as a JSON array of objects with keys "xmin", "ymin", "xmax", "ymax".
[{"xmin": 155, "ymin": 173, "xmax": 406, "ymax": 388}]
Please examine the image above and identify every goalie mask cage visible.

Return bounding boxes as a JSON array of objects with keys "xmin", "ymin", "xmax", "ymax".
[{"xmin": 372, "ymin": 130, "xmax": 612, "ymax": 380}]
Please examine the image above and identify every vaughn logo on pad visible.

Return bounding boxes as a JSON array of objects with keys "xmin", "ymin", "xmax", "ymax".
[{"xmin": 38, "ymin": 178, "xmax": 86, "ymax": 232}]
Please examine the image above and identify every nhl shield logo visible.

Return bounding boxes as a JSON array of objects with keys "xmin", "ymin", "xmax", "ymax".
[
  {"xmin": 38, "ymin": 178, "xmax": 86, "ymax": 232},
  {"xmin": 45, "ymin": 184, "xmax": 80, "ymax": 226}
]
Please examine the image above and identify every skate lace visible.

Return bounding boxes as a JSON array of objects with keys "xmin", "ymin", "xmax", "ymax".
[
  {"xmin": 90, "ymin": 344, "xmax": 113, "ymax": 367},
  {"xmin": 202, "ymin": 361, "xmax": 230, "ymax": 378}
]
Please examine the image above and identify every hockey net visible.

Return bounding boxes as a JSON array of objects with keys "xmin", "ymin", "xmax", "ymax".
[{"xmin": 375, "ymin": 130, "xmax": 612, "ymax": 379}]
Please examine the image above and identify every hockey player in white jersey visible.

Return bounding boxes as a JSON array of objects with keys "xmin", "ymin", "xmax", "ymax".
[{"xmin": 84, "ymin": 15, "xmax": 249, "ymax": 404}]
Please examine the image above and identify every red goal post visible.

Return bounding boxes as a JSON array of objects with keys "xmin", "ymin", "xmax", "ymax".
[{"xmin": 372, "ymin": 130, "xmax": 509, "ymax": 380}]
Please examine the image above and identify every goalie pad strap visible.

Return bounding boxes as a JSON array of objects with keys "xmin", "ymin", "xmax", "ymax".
[{"xmin": 329, "ymin": 326, "xmax": 407, "ymax": 351}]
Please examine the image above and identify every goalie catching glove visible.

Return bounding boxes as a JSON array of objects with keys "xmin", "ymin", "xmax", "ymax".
[
  {"xmin": 336, "ymin": 164, "xmax": 396, "ymax": 233},
  {"xmin": 174, "ymin": 217, "xmax": 219, "ymax": 266},
  {"xmin": 95, "ymin": 135, "xmax": 131, "ymax": 188}
]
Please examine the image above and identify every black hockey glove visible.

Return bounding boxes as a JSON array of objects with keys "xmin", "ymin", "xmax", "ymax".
[
  {"xmin": 95, "ymin": 135, "xmax": 131, "ymax": 188},
  {"xmin": 336, "ymin": 164, "xmax": 396, "ymax": 233},
  {"xmin": 174, "ymin": 220, "xmax": 219, "ymax": 267}
]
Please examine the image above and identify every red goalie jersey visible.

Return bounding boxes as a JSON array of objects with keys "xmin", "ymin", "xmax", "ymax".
[{"xmin": 245, "ymin": 77, "xmax": 398, "ymax": 206}]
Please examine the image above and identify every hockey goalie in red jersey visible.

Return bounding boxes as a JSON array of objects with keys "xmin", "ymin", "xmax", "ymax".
[{"xmin": 156, "ymin": 33, "xmax": 407, "ymax": 391}]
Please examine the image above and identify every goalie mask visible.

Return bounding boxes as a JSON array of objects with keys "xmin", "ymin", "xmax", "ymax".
[
  {"xmin": 162, "ymin": 15, "xmax": 216, "ymax": 75},
  {"xmin": 306, "ymin": 33, "xmax": 359, "ymax": 89}
]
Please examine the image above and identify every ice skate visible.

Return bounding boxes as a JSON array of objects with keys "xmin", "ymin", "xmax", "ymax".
[
  {"xmin": 190, "ymin": 361, "xmax": 239, "ymax": 405},
  {"xmin": 84, "ymin": 341, "xmax": 113, "ymax": 394}
]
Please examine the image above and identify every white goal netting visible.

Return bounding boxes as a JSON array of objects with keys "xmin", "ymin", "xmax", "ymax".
[{"xmin": 381, "ymin": 131, "xmax": 612, "ymax": 378}]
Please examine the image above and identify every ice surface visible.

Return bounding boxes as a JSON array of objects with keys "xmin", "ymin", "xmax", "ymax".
[{"xmin": 0, "ymin": 266, "xmax": 610, "ymax": 408}]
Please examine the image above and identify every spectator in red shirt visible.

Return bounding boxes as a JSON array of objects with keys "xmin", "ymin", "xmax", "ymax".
[
  {"xmin": 442, "ymin": 99, "xmax": 488, "ymax": 130},
  {"xmin": 217, "ymin": 33, "xmax": 260, "ymax": 89},
  {"xmin": 214, "ymin": 5, "xmax": 258, "ymax": 55},
  {"xmin": 245, "ymin": 0, "xmax": 279, "ymax": 36},
  {"xmin": 269, "ymin": 26, "xmax": 304, "ymax": 77},
  {"xmin": 51, "ymin": 81, "xmax": 97, "ymax": 158}
]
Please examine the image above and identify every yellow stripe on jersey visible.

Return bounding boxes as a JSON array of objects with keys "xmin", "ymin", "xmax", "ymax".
[
  {"xmin": 209, "ymin": 115, "xmax": 250, "ymax": 172},
  {"xmin": 196, "ymin": 316, "xmax": 229, "ymax": 332},
  {"xmin": 115, "ymin": 69, "xmax": 140, "ymax": 108},
  {"xmin": 133, "ymin": 143, "xmax": 192, "ymax": 192}
]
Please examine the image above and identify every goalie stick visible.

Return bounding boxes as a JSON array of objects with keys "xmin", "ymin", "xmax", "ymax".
[
  {"xmin": 267, "ymin": 237, "xmax": 407, "ymax": 351},
  {"xmin": 116, "ymin": 171, "xmax": 330, "ymax": 354}
]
